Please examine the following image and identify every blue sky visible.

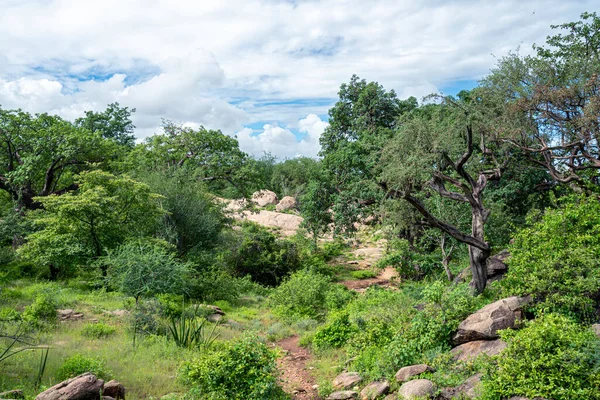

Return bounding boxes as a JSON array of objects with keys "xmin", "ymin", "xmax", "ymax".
[{"xmin": 0, "ymin": 0, "xmax": 596, "ymax": 159}]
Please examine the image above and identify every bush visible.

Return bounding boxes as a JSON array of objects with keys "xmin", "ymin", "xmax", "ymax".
[
  {"xmin": 56, "ymin": 354, "xmax": 112, "ymax": 381},
  {"xmin": 22, "ymin": 294, "xmax": 57, "ymax": 326},
  {"xmin": 81, "ymin": 323, "xmax": 116, "ymax": 339},
  {"xmin": 180, "ymin": 335, "xmax": 286, "ymax": 399},
  {"xmin": 350, "ymin": 270, "xmax": 378, "ymax": 280},
  {"xmin": 501, "ymin": 196, "xmax": 600, "ymax": 322},
  {"xmin": 312, "ymin": 311, "xmax": 357, "ymax": 350},
  {"xmin": 270, "ymin": 269, "xmax": 331, "ymax": 321},
  {"xmin": 480, "ymin": 314, "xmax": 600, "ymax": 400},
  {"xmin": 189, "ymin": 267, "xmax": 263, "ymax": 303}
]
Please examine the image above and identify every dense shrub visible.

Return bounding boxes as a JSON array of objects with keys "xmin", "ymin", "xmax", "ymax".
[
  {"xmin": 312, "ymin": 311, "xmax": 357, "ymax": 350},
  {"xmin": 181, "ymin": 335, "xmax": 286, "ymax": 399},
  {"xmin": 189, "ymin": 267, "xmax": 263, "ymax": 303},
  {"xmin": 56, "ymin": 354, "xmax": 112, "ymax": 381},
  {"xmin": 22, "ymin": 294, "xmax": 57, "ymax": 326},
  {"xmin": 501, "ymin": 196, "xmax": 600, "ymax": 322},
  {"xmin": 481, "ymin": 314, "xmax": 600, "ymax": 400},
  {"xmin": 270, "ymin": 269, "xmax": 332, "ymax": 321},
  {"xmin": 81, "ymin": 323, "xmax": 116, "ymax": 339},
  {"xmin": 223, "ymin": 222, "xmax": 300, "ymax": 286}
]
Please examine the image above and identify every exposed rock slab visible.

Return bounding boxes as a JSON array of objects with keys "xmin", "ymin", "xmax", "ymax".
[
  {"xmin": 36, "ymin": 373, "xmax": 103, "ymax": 400},
  {"xmin": 251, "ymin": 190, "xmax": 278, "ymax": 207},
  {"xmin": 276, "ymin": 196, "xmax": 297, "ymax": 212},
  {"xmin": 451, "ymin": 339, "xmax": 507, "ymax": 362},
  {"xmin": 239, "ymin": 210, "xmax": 303, "ymax": 236},
  {"xmin": 398, "ymin": 379, "xmax": 435, "ymax": 399},
  {"xmin": 57, "ymin": 309, "xmax": 84, "ymax": 321},
  {"xmin": 333, "ymin": 372, "xmax": 362, "ymax": 390},
  {"xmin": 453, "ymin": 296, "xmax": 530, "ymax": 344},
  {"xmin": 327, "ymin": 391, "xmax": 358, "ymax": 400},
  {"xmin": 395, "ymin": 364, "xmax": 434, "ymax": 383},
  {"xmin": 360, "ymin": 381, "xmax": 389, "ymax": 399}
]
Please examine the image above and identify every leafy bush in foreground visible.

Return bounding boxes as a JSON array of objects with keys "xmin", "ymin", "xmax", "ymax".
[
  {"xmin": 502, "ymin": 196, "xmax": 600, "ymax": 322},
  {"xmin": 181, "ymin": 335, "xmax": 286, "ymax": 400},
  {"xmin": 81, "ymin": 322, "xmax": 116, "ymax": 339},
  {"xmin": 481, "ymin": 314, "xmax": 600, "ymax": 400},
  {"xmin": 56, "ymin": 354, "xmax": 112, "ymax": 381}
]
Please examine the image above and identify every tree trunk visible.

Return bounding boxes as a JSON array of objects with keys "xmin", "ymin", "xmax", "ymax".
[{"xmin": 469, "ymin": 210, "xmax": 489, "ymax": 294}]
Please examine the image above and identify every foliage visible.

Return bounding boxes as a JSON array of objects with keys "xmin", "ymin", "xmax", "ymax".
[
  {"xmin": 350, "ymin": 270, "xmax": 377, "ymax": 279},
  {"xmin": 180, "ymin": 335, "xmax": 286, "ymax": 400},
  {"xmin": 480, "ymin": 314, "xmax": 600, "ymax": 400},
  {"xmin": 501, "ymin": 195, "xmax": 600, "ymax": 322},
  {"xmin": 56, "ymin": 354, "xmax": 112, "ymax": 381},
  {"xmin": 271, "ymin": 157, "xmax": 321, "ymax": 198},
  {"xmin": 75, "ymin": 102, "xmax": 137, "ymax": 148},
  {"xmin": 270, "ymin": 269, "xmax": 333, "ymax": 321},
  {"xmin": 19, "ymin": 171, "xmax": 164, "ymax": 278},
  {"xmin": 81, "ymin": 323, "xmax": 116, "ymax": 339},
  {"xmin": 312, "ymin": 311, "xmax": 357, "ymax": 350},
  {"xmin": 168, "ymin": 312, "xmax": 219, "ymax": 350},
  {"xmin": 188, "ymin": 267, "xmax": 262, "ymax": 303},
  {"xmin": 299, "ymin": 177, "xmax": 334, "ymax": 242},
  {"xmin": 22, "ymin": 294, "xmax": 57, "ymax": 326},
  {"xmin": 106, "ymin": 240, "xmax": 191, "ymax": 301},
  {"xmin": 223, "ymin": 222, "xmax": 300, "ymax": 286}
]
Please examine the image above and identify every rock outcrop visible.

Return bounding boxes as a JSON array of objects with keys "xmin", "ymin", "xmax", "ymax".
[
  {"xmin": 395, "ymin": 364, "xmax": 434, "ymax": 383},
  {"xmin": 276, "ymin": 196, "xmax": 297, "ymax": 212},
  {"xmin": 398, "ymin": 379, "xmax": 435, "ymax": 399},
  {"xmin": 36, "ymin": 373, "xmax": 104, "ymax": 400},
  {"xmin": 251, "ymin": 190, "xmax": 278, "ymax": 207},
  {"xmin": 439, "ymin": 374, "xmax": 482, "ymax": 399},
  {"xmin": 57, "ymin": 309, "xmax": 84, "ymax": 321},
  {"xmin": 332, "ymin": 372, "xmax": 362, "ymax": 390},
  {"xmin": 486, "ymin": 250, "xmax": 510, "ymax": 282},
  {"xmin": 102, "ymin": 380, "xmax": 125, "ymax": 400},
  {"xmin": 451, "ymin": 339, "xmax": 507, "ymax": 362},
  {"xmin": 453, "ymin": 296, "xmax": 530, "ymax": 344},
  {"xmin": 327, "ymin": 391, "xmax": 358, "ymax": 400},
  {"xmin": 360, "ymin": 381, "xmax": 389, "ymax": 399}
]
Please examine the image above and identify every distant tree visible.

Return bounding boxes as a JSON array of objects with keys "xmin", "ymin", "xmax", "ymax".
[
  {"xmin": 271, "ymin": 157, "xmax": 321, "ymax": 198},
  {"xmin": 19, "ymin": 171, "xmax": 164, "ymax": 279},
  {"xmin": 0, "ymin": 109, "xmax": 118, "ymax": 210},
  {"xmin": 75, "ymin": 103, "xmax": 137, "ymax": 148}
]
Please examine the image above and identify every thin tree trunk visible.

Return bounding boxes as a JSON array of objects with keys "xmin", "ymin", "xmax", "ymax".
[{"xmin": 469, "ymin": 210, "xmax": 489, "ymax": 293}]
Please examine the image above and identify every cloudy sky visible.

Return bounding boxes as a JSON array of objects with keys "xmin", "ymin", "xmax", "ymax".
[{"xmin": 0, "ymin": 0, "xmax": 596, "ymax": 159}]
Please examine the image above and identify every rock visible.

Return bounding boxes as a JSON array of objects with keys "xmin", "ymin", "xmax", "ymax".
[
  {"xmin": 57, "ymin": 309, "xmax": 84, "ymax": 321},
  {"xmin": 36, "ymin": 373, "xmax": 104, "ymax": 400},
  {"xmin": 398, "ymin": 379, "xmax": 435, "ymax": 399},
  {"xmin": 487, "ymin": 250, "xmax": 509, "ymax": 277},
  {"xmin": 360, "ymin": 380, "xmax": 390, "ymax": 399},
  {"xmin": 438, "ymin": 374, "xmax": 481, "ymax": 399},
  {"xmin": 276, "ymin": 196, "xmax": 297, "ymax": 212},
  {"xmin": 453, "ymin": 296, "xmax": 530, "ymax": 344},
  {"xmin": 333, "ymin": 372, "xmax": 363, "ymax": 390},
  {"xmin": 395, "ymin": 364, "xmax": 434, "ymax": 382},
  {"xmin": 0, "ymin": 390, "xmax": 24, "ymax": 399},
  {"xmin": 327, "ymin": 391, "xmax": 358, "ymax": 400},
  {"xmin": 102, "ymin": 397, "xmax": 115, "ymax": 400},
  {"xmin": 592, "ymin": 323, "xmax": 600, "ymax": 337},
  {"xmin": 108, "ymin": 310, "xmax": 128, "ymax": 317},
  {"xmin": 451, "ymin": 339, "xmax": 507, "ymax": 362},
  {"xmin": 200, "ymin": 305, "xmax": 225, "ymax": 315},
  {"xmin": 102, "ymin": 380, "xmax": 125, "ymax": 400},
  {"xmin": 225, "ymin": 198, "xmax": 248, "ymax": 212},
  {"xmin": 207, "ymin": 313, "xmax": 223, "ymax": 323},
  {"xmin": 383, "ymin": 395, "xmax": 396, "ymax": 400},
  {"xmin": 251, "ymin": 190, "xmax": 278, "ymax": 207},
  {"xmin": 235, "ymin": 210, "xmax": 303, "ymax": 236}
]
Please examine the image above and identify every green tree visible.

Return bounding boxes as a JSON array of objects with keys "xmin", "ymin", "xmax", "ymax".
[
  {"xmin": 19, "ymin": 171, "xmax": 164, "ymax": 278},
  {"xmin": 0, "ymin": 109, "xmax": 119, "ymax": 210},
  {"xmin": 75, "ymin": 103, "xmax": 137, "ymax": 148},
  {"xmin": 271, "ymin": 157, "xmax": 321, "ymax": 198}
]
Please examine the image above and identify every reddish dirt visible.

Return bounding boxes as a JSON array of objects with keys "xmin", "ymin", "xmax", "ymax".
[
  {"xmin": 276, "ymin": 335, "xmax": 319, "ymax": 399},
  {"xmin": 341, "ymin": 266, "xmax": 399, "ymax": 292}
]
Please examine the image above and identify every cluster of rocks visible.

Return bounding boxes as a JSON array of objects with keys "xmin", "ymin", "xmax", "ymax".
[
  {"xmin": 35, "ymin": 373, "xmax": 125, "ymax": 400},
  {"xmin": 325, "ymin": 294, "xmax": 530, "ymax": 399},
  {"xmin": 251, "ymin": 189, "xmax": 297, "ymax": 212}
]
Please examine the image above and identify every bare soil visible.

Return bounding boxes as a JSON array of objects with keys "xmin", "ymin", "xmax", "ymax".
[{"xmin": 276, "ymin": 335, "xmax": 319, "ymax": 399}]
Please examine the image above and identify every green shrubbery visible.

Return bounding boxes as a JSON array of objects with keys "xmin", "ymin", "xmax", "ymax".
[
  {"xmin": 481, "ymin": 314, "xmax": 600, "ymax": 400},
  {"xmin": 56, "ymin": 354, "xmax": 112, "ymax": 381},
  {"xmin": 81, "ymin": 323, "xmax": 116, "ymax": 339},
  {"xmin": 22, "ymin": 294, "xmax": 57, "ymax": 326},
  {"xmin": 181, "ymin": 335, "xmax": 286, "ymax": 399},
  {"xmin": 502, "ymin": 196, "xmax": 600, "ymax": 322}
]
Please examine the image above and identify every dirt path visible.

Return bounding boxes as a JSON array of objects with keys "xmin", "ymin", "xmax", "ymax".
[
  {"xmin": 276, "ymin": 336, "xmax": 319, "ymax": 399},
  {"xmin": 341, "ymin": 266, "xmax": 399, "ymax": 292}
]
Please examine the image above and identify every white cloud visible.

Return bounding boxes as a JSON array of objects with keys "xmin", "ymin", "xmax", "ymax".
[
  {"xmin": 0, "ymin": 0, "xmax": 596, "ymax": 156},
  {"xmin": 237, "ymin": 114, "xmax": 329, "ymax": 159}
]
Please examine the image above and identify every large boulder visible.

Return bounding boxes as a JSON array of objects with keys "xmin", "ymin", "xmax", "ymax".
[
  {"xmin": 398, "ymin": 379, "xmax": 435, "ymax": 399},
  {"xmin": 36, "ymin": 373, "xmax": 104, "ymax": 400},
  {"xmin": 592, "ymin": 323, "xmax": 600, "ymax": 337},
  {"xmin": 451, "ymin": 339, "xmax": 507, "ymax": 362},
  {"xmin": 327, "ymin": 391, "xmax": 358, "ymax": 400},
  {"xmin": 360, "ymin": 381, "xmax": 390, "ymax": 399},
  {"xmin": 251, "ymin": 190, "xmax": 278, "ymax": 207},
  {"xmin": 395, "ymin": 364, "xmax": 434, "ymax": 383},
  {"xmin": 438, "ymin": 374, "xmax": 482, "ymax": 399},
  {"xmin": 102, "ymin": 381, "xmax": 125, "ymax": 400},
  {"xmin": 333, "ymin": 372, "xmax": 362, "ymax": 390},
  {"xmin": 487, "ymin": 250, "xmax": 510, "ymax": 282},
  {"xmin": 453, "ymin": 296, "xmax": 530, "ymax": 344},
  {"xmin": 276, "ymin": 196, "xmax": 297, "ymax": 212}
]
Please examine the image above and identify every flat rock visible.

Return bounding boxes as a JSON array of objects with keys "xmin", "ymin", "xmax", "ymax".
[
  {"xmin": 453, "ymin": 296, "xmax": 530, "ymax": 344},
  {"xmin": 360, "ymin": 381, "xmax": 390, "ymax": 399},
  {"xmin": 36, "ymin": 373, "xmax": 103, "ymax": 400},
  {"xmin": 327, "ymin": 391, "xmax": 358, "ymax": 400},
  {"xmin": 103, "ymin": 380, "xmax": 125, "ymax": 400},
  {"xmin": 57, "ymin": 309, "xmax": 84, "ymax": 321},
  {"xmin": 398, "ymin": 379, "xmax": 435, "ymax": 399},
  {"xmin": 451, "ymin": 339, "xmax": 507, "ymax": 362},
  {"xmin": 395, "ymin": 364, "xmax": 434, "ymax": 382},
  {"xmin": 333, "ymin": 372, "xmax": 363, "ymax": 390}
]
